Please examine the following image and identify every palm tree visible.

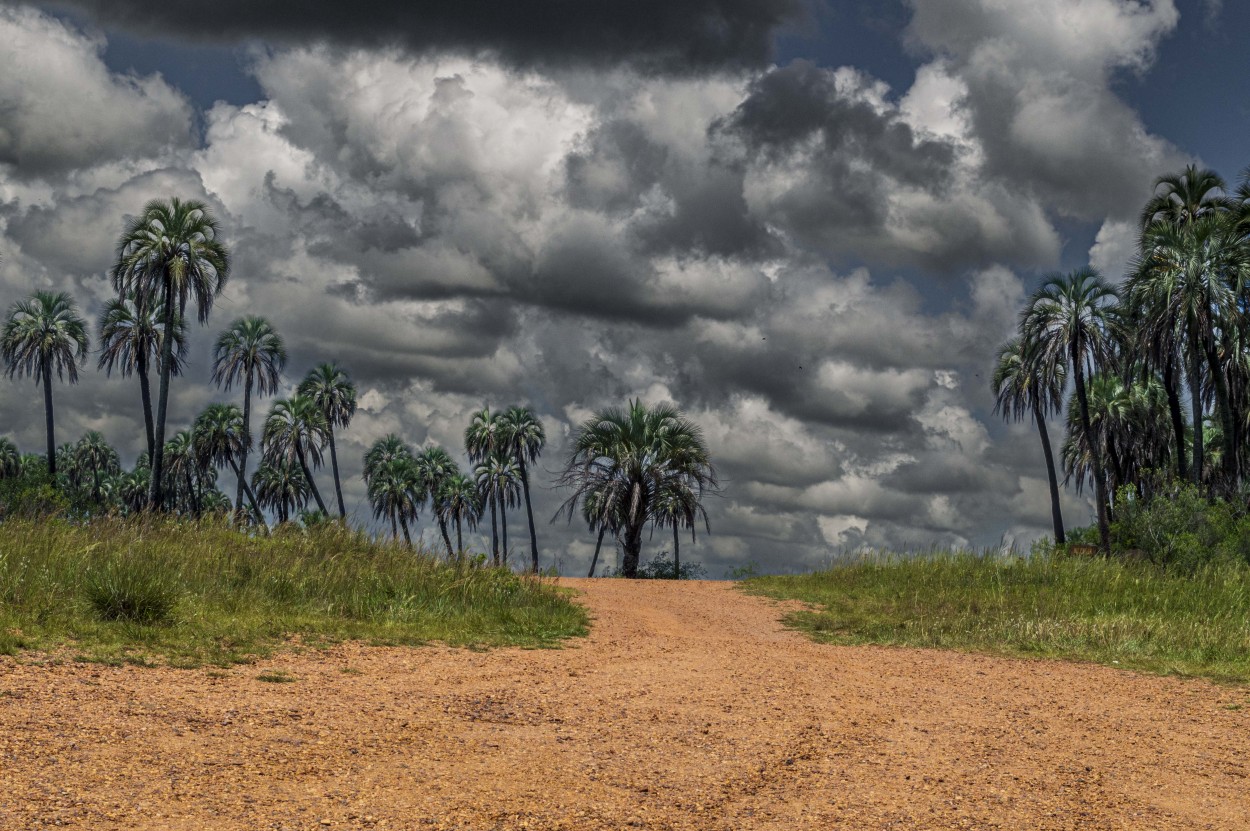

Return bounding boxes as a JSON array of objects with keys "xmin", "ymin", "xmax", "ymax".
[
  {"xmin": 0, "ymin": 437, "xmax": 18, "ymax": 478},
  {"xmin": 1131, "ymin": 215, "xmax": 1250, "ymax": 487},
  {"xmin": 192, "ymin": 402, "xmax": 264, "ymax": 523},
  {"xmin": 365, "ymin": 453, "xmax": 421, "ymax": 545},
  {"xmin": 1, "ymin": 290, "xmax": 89, "ymax": 478},
  {"xmin": 1023, "ymin": 269, "xmax": 1118, "ymax": 553},
  {"xmin": 474, "ymin": 451, "xmax": 520, "ymax": 566},
  {"xmin": 212, "ymin": 316, "xmax": 286, "ymax": 516},
  {"xmin": 112, "ymin": 198, "xmax": 230, "ymax": 508},
  {"xmin": 651, "ymin": 478, "xmax": 707, "ymax": 579},
  {"xmin": 72, "ymin": 431, "xmax": 121, "ymax": 506},
  {"xmin": 261, "ymin": 395, "xmax": 330, "ymax": 516},
  {"xmin": 441, "ymin": 472, "xmax": 480, "ymax": 555},
  {"xmin": 992, "ymin": 337, "xmax": 1067, "ymax": 543},
  {"xmin": 297, "ymin": 363, "xmax": 357, "ymax": 519},
  {"xmin": 254, "ymin": 460, "xmax": 309, "ymax": 524},
  {"xmin": 414, "ymin": 446, "xmax": 458, "ymax": 558},
  {"xmin": 464, "ymin": 407, "xmax": 505, "ymax": 562},
  {"xmin": 581, "ymin": 484, "xmax": 621, "ymax": 577},
  {"xmin": 118, "ymin": 464, "xmax": 151, "ymax": 514},
  {"xmin": 557, "ymin": 400, "xmax": 718, "ymax": 578},
  {"xmin": 97, "ymin": 291, "xmax": 187, "ymax": 460},
  {"xmin": 499, "ymin": 406, "xmax": 546, "ymax": 573},
  {"xmin": 162, "ymin": 429, "xmax": 202, "ymax": 516}
]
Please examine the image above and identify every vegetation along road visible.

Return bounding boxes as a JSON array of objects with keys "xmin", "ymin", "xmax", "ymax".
[{"xmin": 2, "ymin": 579, "xmax": 1247, "ymax": 830}]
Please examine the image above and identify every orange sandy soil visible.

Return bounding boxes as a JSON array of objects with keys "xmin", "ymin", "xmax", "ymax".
[{"xmin": 1, "ymin": 579, "xmax": 1248, "ymax": 830}]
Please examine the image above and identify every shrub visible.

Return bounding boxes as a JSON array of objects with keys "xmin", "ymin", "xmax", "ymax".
[
  {"xmin": 84, "ymin": 556, "xmax": 179, "ymax": 625},
  {"xmin": 607, "ymin": 553, "xmax": 706, "ymax": 579},
  {"xmin": 1109, "ymin": 482, "xmax": 1250, "ymax": 571}
]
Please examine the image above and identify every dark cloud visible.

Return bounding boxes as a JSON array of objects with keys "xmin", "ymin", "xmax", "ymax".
[{"xmin": 43, "ymin": 0, "xmax": 802, "ymax": 72}]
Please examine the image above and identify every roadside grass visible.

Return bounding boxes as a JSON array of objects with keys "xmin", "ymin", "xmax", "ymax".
[
  {"xmin": 743, "ymin": 549, "xmax": 1250, "ymax": 684},
  {"xmin": 0, "ymin": 516, "xmax": 588, "ymax": 666}
]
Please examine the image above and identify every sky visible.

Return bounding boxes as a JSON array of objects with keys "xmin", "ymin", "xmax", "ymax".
[{"xmin": 1, "ymin": 0, "xmax": 1246, "ymax": 575}]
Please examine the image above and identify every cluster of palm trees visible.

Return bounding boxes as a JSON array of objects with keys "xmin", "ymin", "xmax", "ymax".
[
  {"xmin": 362, "ymin": 405, "xmax": 546, "ymax": 571},
  {"xmin": 994, "ymin": 165, "xmax": 1250, "ymax": 553},
  {"xmin": 2, "ymin": 197, "xmax": 724, "ymax": 576}
]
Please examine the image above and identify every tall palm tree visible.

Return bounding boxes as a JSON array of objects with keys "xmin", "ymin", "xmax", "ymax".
[
  {"xmin": 464, "ymin": 407, "xmax": 505, "ymax": 562},
  {"xmin": 112, "ymin": 198, "xmax": 229, "ymax": 508},
  {"xmin": 254, "ymin": 460, "xmax": 309, "ymax": 524},
  {"xmin": 97, "ymin": 291, "xmax": 188, "ymax": 460},
  {"xmin": 1131, "ymin": 215, "xmax": 1250, "ymax": 487},
  {"xmin": 499, "ymin": 406, "xmax": 546, "ymax": 573},
  {"xmin": 1, "ymin": 290, "xmax": 89, "ymax": 478},
  {"xmin": 192, "ymin": 402, "xmax": 263, "ymax": 524},
  {"xmin": 557, "ymin": 400, "xmax": 718, "ymax": 578},
  {"xmin": 1023, "ymin": 269, "xmax": 1118, "ymax": 553},
  {"xmin": 72, "ymin": 431, "xmax": 121, "ymax": 506},
  {"xmin": 414, "ymin": 446, "xmax": 458, "ymax": 558},
  {"xmin": 297, "ymin": 363, "xmax": 357, "ymax": 519},
  {"xmin": 0, "ymin": 437, "xmax": 18, "ymax": 478},
  {"xmin": 261, "ymin": 395, "xmax": 330, "ymax": 516},
  {"xmin": 474, "ymin": 451, "xmax": 520, "ymax": 566},
  {"xmin": 212, "ymin": 316, "xmax": 286, "ymax": 516},
  {"xmin": 441, "ymin": 472, "xmax": 480, "ymax": 555},
  {"xmin": 365, "ymin": 453, "xmax": 421, "ymax": 545},
  {"xmin": 992, "ymin": 337, "xmax": 1067, "ymax": 543}
]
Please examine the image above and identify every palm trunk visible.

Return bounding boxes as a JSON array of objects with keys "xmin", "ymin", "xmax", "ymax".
[
  {"xmin": 328, "ymin": 428, "xmax": 346, "ymax": 519},
  {"xmin": 672, "ymin": 522, "xmax": 680, "ymax": 579},
  {"xmin": 148, "ymin": 276, "xmax": 175, "ymax": 509},
  {"xmin": 1163, "ymin": 354, "xmax": 1188, "ymax": 480},
  {"xmin": 1205, "ymin": 342, "xmax": 1238, "ymax": 489},
  {"xmin": 137, "ymin": 353, "xmax": 155, "ymax": 461},
  {"xmin": 1033, "ymin": 403, "xmax": 1065, "ymax": 544},
  {"xmin": 488, "ymin": 490, "xmax": 499, "ymax": 565},
  {"xmin": 518, "ymin": 457, "xmax": 539, "ymax": 574},
  {"xmin": 390, "ymin": 511, "xmax": 399, "ymax": 542},
  {"xmin": 42, "ymin": 358, "xmax": 55, "ymax": 478},
  {"xmin": 227, "ymin": 458, "xmax": 264, "ymax": 527},
  {"xmin": 456, "ymin": 516, "xmax": 463, "ymax": 555},
  {"xmin": 621, "ymin": 520, "xmax": 644, "ymax": 578},
  {"xmin": 185, "ymin": 469, "xmax": 200, "ymax": 517},
  {"xmin": 296, "ymin": 441, "xmax": 328, "ymax": 515},
  {"xmin": 398, "ymin": 511, "xmax": 412, "ymax": 547},
  {"xmin": 588, "ymin": 525, "xmax": 606, "ymax": 577},
  {"xmin": 1073, "ymin": 352, "xmax": 1111, "ymax": 555},
  {"xmin": 436, "ymin": 515, "xmax": 453, "ymax": 559},
  {"xmin": 500, "ymin": 500, "xmax": 509, "ymax": 565},
  {"xmin": 1189, "ymin": 349, "xmax": 1204, "ymax": 485},
  {"xmin": 237, "ymin": 377, "xmax": 252, "ymax": 520}
]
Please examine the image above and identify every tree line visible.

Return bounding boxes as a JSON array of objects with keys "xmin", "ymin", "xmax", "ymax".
[
  {"xmin": 994, "ymin": 165, "xmax": 1250, "ymax": 553},
  {"xmin": 1, "ymin": 198, "xmax": 718, "ymax": 577}
]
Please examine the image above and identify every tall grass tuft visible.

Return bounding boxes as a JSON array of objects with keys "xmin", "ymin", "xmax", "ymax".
[
  {"xmin": 0, "ymin": 516, "xmax": 587, "ymax": 665},
  {"xmin": 744, "ymin": 547, "xmax": 1250, "ymax": 684}
]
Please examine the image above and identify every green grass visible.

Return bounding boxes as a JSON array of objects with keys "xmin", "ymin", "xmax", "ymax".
[
  {"xmin": 743, "ymin": 549, "xmax": 1250, "ymax": 684},
  {"xmin": 0, "ymin": 516, "xmax": 588, "ymax": 666}
]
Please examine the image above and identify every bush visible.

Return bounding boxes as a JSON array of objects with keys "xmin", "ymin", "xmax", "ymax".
[
  {"xmin": 1109, "ymin": 482, "xmax": 1250, "ymax": 571},
  {"xmin": 85, "ymin": 556, "xmax": 179, "ymax": 625},
  {"xmin": 607, "ymin": 552, "xmax": 706, "ymax": 579}
]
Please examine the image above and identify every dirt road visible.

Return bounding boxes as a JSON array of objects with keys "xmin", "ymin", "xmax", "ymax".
[{"xmin": 2, "ymin": 579, "xmax": 1247, "ymax": 830}]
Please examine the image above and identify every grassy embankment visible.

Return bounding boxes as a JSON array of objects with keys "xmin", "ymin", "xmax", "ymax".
[
  {"xmin": 0, "ymin": 517, "xmax": 587, "ymax": 666},
  {"xmin": 744, "ymin": 549, "xmax": 1250, "ymax": 684}
]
